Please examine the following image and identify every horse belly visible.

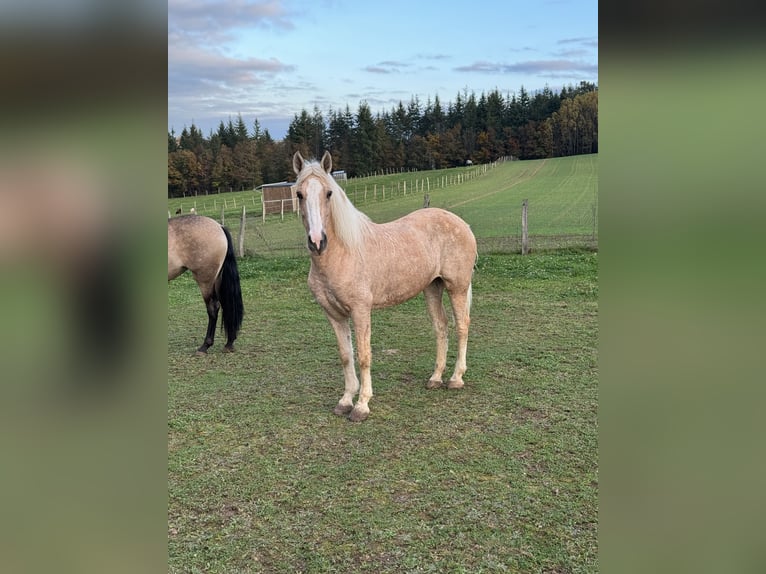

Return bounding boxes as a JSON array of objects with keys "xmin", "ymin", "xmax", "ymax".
[
  {"xmin": 167, "ymin": 235, "xmax": 185, "ymax": 280},
  {"xmin": 370, "ymin": 262, "xmax": 436, "ymax": 309}
]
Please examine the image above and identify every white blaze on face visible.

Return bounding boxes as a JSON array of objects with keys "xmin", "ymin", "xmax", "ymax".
[{"xmin": 304, "ymin": 177, "xmax": 326, "ymax": 250}]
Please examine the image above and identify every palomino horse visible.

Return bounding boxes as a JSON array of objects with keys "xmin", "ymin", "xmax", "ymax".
[
  {"xmin": 168, "ymin": 215, "xmax": 244, "ymax": 354},
  {"xmin": 292, "ymin": 151, "xmax": 477, "ymax": 422}
]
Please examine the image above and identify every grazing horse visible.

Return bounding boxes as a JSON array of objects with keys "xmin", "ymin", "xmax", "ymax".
[
  {"xmin": 292, "ymin": 151, "xmax": 477, "ymax": 422},
  {"xmin": 168, "ymin": 215, "xmax": 244, "ymax": 354}
]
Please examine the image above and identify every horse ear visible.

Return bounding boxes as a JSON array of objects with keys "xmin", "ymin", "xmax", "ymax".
[
  {"xmin": 321, "ymin": 150, "xmax": 332, "ymax": 173},
  {"xmin": 292, "ymin": 151, "xmax": 304, "ymax": 175}
]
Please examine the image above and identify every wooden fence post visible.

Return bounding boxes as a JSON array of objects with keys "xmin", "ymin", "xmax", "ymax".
[
  {"xmin": 592, "ymin": 203, "xmax": 597, "ymax": 240},
  {"xmin": 521, "ymin": 199, "xmax": 529, "ymax": 255},
  {"xmin": 238, "ymin": 206, "xmax": 246, "ymax": 257},
  {"xmin": 221, "ymin": 205, "xmax": 225, "ymax": 226}
]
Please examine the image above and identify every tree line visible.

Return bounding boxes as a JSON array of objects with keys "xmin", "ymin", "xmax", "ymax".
[{"xmin": 168, "ymin": 81, "xmax": 597, "ymax": 197}]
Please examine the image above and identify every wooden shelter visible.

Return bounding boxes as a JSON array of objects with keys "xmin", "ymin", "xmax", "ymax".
[{"xmin": 259, "ymin": 181, "xmax": 297, "ymax": 218}]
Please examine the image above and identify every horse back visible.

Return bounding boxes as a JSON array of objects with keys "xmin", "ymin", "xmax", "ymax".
[{"xmin": 168, "ymin": 215, "xmax": 228, "ymax": 279}]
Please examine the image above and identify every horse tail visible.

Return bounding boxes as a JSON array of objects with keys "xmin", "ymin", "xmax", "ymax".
[{"xmin": 218, "ymin": 226, "xmax": 244, "ymax": 343}]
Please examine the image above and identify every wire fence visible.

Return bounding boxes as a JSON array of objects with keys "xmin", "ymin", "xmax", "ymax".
[
  {"xmin": 168, "ymin": 206, "xmax": 597, "ymax": 259},
  {"xmin": 168, "ymin": 158, "xmax": 598, "ymax": 257}
]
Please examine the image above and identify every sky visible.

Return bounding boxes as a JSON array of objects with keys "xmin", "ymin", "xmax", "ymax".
[{"xmin": 168, "ymin": 0, "xmax": 598, "ymax": 140}]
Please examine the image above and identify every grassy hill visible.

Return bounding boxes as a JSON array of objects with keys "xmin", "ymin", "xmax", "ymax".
[{"xmin": 168, "ymin": 154, "xmax": 598, "ymax": 255}]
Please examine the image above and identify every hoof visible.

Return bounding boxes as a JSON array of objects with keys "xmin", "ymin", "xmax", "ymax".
[
  {"xmin": 333, "ymin": 403, "xmax": 353, "ymax": 416},
  {"xmin": 194, "ymin": 350, "xmax": 208, "ymax": 357},
  {"xmin": 426, "ymin": 379, "xmax": 443, "ymax": 389},
  {"xmin": 349, "ymin": 407, "xmax": 369, "ymax": 422},
  {"xmin": 447, "ymin": 380, "xmax": 464, "ymax": 389},
  {"xmin": 222, "ymin": 345, "xmax": 235, "ymax": 353}
]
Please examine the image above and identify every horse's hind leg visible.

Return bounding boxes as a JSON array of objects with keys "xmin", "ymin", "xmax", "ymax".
[
  {"xmin": 197, "ymin": 294, "xmax": 220, "ymax": 355},
  {"xmin": 424, "ymin": 280, "xmax": 448, "ymax": 389},
  {"xmin": 446, "ymin": 284, "xmax": 472, "ymax": 389}
]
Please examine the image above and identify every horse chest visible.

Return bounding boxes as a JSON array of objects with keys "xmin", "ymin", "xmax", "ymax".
[{"xmin": 308, "ymin": 268, "xmax": 358, "ymax": 316}]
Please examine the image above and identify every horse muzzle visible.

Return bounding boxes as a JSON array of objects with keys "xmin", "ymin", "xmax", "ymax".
[{"xmin": 307, "ymin": 232, "xmax": 327, "ymax": 255}]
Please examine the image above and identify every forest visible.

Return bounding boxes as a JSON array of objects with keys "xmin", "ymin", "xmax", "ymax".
[{"xmin": 167, "ymin": 81, "xmax": 597, "ymax": 198}]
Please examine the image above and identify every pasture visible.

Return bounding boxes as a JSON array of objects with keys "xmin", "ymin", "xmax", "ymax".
[
  {"xmin": 168, "ymin": 155, "xmax": 598, "ymax": 572},
  {"xmin": 168, "ymin": 155, "xmax": 598, "ymax": 256}
]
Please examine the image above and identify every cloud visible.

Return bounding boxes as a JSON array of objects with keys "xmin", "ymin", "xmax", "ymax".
[
  {"xmin": 168, "ymin": 2, "xmax": 296, "ymax": 97},
  {"xmin": 363, "ymin": 60, "xmax": 411, "ymax": 74},
  {"xmin": 546, "ymin": 38, "xmax": 599, "ymax": 60},
  {"xmin": 169, "ymin": 43, "xmax": 294, "ymax": 94},
  {"xmin": 363, "ymin": 66, "xmax": 392, "ymax": 74},
  {"xmin": 381, "ymin": 60, "xmax": 410, "ymax": 67},
  {"xmin": 558, "ymin": 36, "xmax": 591, "ymax": 44},
  {"xmin": 558, "ymin": 36, "xmax": 598, "ymax": 49},
  {"xmin": 167, "ymin": 0, "xmax": 307, "ymax": 131},
  {"xmin": 554, "ymin": 48, "xmax": 591, "ymax": 58},
  {"xmin": 168, "ymin": 0, "xmax": 295, "ymax": 42},
  {"xmin": 413, "ymin": 53, "xmax": 452, "ymax": 61},
  {"xmin": 452, "ymin": 34, "xmax": 597, "ymax": 77},
  {"xmin": 454, "ymin": 59, "xmax": 597, "ymax": 76}
]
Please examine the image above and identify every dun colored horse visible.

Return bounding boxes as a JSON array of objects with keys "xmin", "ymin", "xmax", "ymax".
[
  {"xmin": 292, "ymin": 151, "xmax": 477, "ymax": 421},
  {"xmin": 168, "ymin": 215, "xmax": 244, "ymax": 354}
]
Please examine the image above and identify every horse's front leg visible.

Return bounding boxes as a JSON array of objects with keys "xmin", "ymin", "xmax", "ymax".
[
  {"xmin": 349, "ymin": 310, "xmax": 373, "ymax": 422},
  {"xmin": 326, "ymin": 314, "xmax": 359, "ymax": 416}
]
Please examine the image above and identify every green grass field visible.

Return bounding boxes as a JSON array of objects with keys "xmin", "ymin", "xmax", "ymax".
[
  {"xmin": 169, "ymin": 253, "xmax": 597, "ymax": 573},
  {"xmin": 168, "ymin": 155, "xmax": 598, "ymax": 256},
  {"xmin": 168, "ymin": 154, "xmax": 598, "ymax": 572}
]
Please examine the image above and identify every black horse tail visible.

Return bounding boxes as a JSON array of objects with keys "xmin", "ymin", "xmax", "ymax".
[{"xmin": 219, "ymin": 226, "xmax": 244, "ymax": 344}]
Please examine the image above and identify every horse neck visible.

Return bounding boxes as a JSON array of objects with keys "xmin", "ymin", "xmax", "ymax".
[
  {"xmin": 329, "ymin": 191, "xmax": 370, "ymax": 253},
  {"xmin": 318, "ymin": 212, "xmax": 353, "ymax": 262}
]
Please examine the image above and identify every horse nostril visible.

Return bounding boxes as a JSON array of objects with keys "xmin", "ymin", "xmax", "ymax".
[{"xmin": 307, "ymin": 232, "xmax": 328, "ymax": 255}]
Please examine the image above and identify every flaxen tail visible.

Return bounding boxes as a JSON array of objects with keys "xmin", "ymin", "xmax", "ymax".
[{"xmin": 219, "ymin": 226, "xmax": 244, "ymax": 344}]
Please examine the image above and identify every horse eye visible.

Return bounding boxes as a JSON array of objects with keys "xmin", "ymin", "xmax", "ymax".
[
  {"xmin": 326, "ymin": 190, "xmax": 333, "ymax": 199},
  {"xmin": 296, "ymin": 191, "xmax": 303, "ymax": 200}
]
